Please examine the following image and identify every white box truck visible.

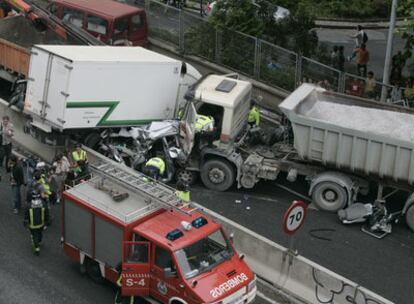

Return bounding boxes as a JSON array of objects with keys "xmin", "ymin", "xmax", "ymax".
[{"xmin": 24, "ymin": 45, "xmax": 201, "ymax": 145}]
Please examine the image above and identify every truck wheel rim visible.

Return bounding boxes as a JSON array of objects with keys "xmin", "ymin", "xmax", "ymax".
[
  {"xmin": 178, "ymin": 170, "xmax": 193, "ymax": 183},
  {"xmin": 323, "ymin": 189, "xmax": 337, "ymax": 202},
  {"xmin": 209, "ymin": 168, "xmax": 225, "ymax": 184}
]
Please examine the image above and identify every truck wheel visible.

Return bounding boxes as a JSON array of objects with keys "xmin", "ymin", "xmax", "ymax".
[
  {"xmin": 176, "ymin": 169, "xmax": 197, "ymax": 185},
  {"xmin": 85, "ymin": 258, "xmax": 104, "ymax": 284},
  {"xmin": 312, "ymin": 181, "xmax": 347, "ymax": 212},
  {"xmin": 201, "ymin": 159, "xmax": 234, "ymax": 192},
  {"xmin": 405, "ymin": 204, "xmax": 414, "ymax": 232},
  {"xmin": 84, "ymin": 132, "xmax": 101, "ymax": 149}
]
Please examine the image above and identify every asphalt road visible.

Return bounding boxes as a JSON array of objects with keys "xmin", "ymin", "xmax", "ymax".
[{"xmin": 191, "ymin": 176, "xmax": 414, "ymax": 304}]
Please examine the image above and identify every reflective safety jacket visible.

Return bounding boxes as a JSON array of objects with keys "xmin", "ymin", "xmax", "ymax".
[
  {"xmin": 72, "ymin": 149, "xmax": 87, "ymax": 162},
  {"xmin": 38, "ymin": 177, "xmax": 51, "ymax": 196},
  {"xmin": 145, "ymin": 157, "xmax": 165, "ymax": 175},
  {"xmin": 176, "ymin": 190, "xmax": 190, "ymax": 203},
  {"xmin": 248, "ymin": 106, "xmax": 260, "ymax": 126},
  {"xmin": 195, "ymin": 115, "xmax": 214, "ymax": 132},
  {"xmin": 25, "ymin": 206, "xmax": 49, "ymax": 229}
]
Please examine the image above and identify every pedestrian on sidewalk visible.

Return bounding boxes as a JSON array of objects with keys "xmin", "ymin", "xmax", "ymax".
[
  {"xmin": 0, "ymin": 115, "xmax": 14, "ymax": 172},
  {"xmin": 330, "ymin": 45, "xmax": 339, "ymax": 69},
  {"xmin": 354, "ymin": 43, "xmax": 370, "ymax": 77},
  {"xmin": 391, "ymin": 50, "xmax": 405, "ymax": 84},
  {"xmin": 9, "ymin": 155, "xmax": 25, "ymax": 214},
  {"xmin": 338, "ymin": 46, "xmax": 345, "ymax": 72},
  {"xmin": 364, "ymin": 71, "xmax": 377, "ymax": 99}
]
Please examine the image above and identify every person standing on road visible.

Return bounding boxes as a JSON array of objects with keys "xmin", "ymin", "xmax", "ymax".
[
  {"xmin": 51, "ymin": 153, "xmax": 70, "ymax": 204},
  {"xmin": 176, "ymin": 180, "xmax": 190, "ymax": 204},
  {"xmin": 9, "ymin": 155, "xmax": 24, "ymax": 214},
  {"xmin": 0, "ymin": 115, "xmax": 14, "ymax": 172},
  {"xmin": 24, "ymin": 189, "xmax": 50, "ymax": 256},
  {"xmin": 330, "ymin": 45, "xmax": 339, "ymax": 69},
  {"xmin": 354, "ymin": 43, "xmax": 370, "ymax": 77},
  {"xmin": 348, "ymin": 25, "xmax": 368, "ymax": 61}
]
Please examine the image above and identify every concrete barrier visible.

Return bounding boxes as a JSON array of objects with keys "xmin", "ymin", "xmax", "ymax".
[
  {"xmin": 0, "ymin": 100, "xmax": 393, "ymax": 304},
  {"xmin": 195, "ymin": 204, "xmax": 394, "ymax": 304}
]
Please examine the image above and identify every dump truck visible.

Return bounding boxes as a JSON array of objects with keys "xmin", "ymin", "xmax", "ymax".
[
  {"xmin": 122, "ymin": 81, "xmax": 414, "ymax": 231},
  {"xmin": 62, "ymin": 149, "xmax": 257, "ymax": 304},
  {"xmin": 23, "ymin": 45, "xmax": 201, "ymax": 146}
]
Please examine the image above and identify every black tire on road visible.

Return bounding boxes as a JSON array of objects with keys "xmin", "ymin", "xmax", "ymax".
[
  {"xmin": 312, "ymin": 181, "xmax": 348, "ymax": 212},
  {"xmin": 85, "ymin": 258, "xmax": 105, "ymax": 284},
  {"xmin": 176, "ymin": 169, "xmax": 198, "ymax": 185},
  {"xmin": 405, "ymin": 204, "xmax": 414, "ymax": 232},
  {"xmin": 200, "ymin": 159, "xmax": 235, "ymax": 192},
  {"xmin": 83, "ymin": 132, "xmax": 101, "ymax": 149}
]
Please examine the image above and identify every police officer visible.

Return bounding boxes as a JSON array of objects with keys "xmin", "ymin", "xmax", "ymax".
[
  {"xmin": 143, "ymin": 157, "xmax": 165, "ymax": 180},
  {"xmin": 24, "ymin": 189, "xmax": 50, "ymax": 256},
  {"xmin": 176, "ymin": 180, "xmax": 190, "ymax": 203},
  {"xmin": 248, "ymin": 101, "xmax": 260, "ymax": 127}
]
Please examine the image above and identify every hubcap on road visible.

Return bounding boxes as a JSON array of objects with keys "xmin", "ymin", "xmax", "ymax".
[{"xmin": 209, "ymin": 168, "xmax": 225, "ymax": 184}]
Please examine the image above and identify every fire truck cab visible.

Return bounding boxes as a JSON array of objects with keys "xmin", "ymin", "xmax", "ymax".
[{"xmin": 62, "ymin": 160, "xmax": 256, "ymax": 304}]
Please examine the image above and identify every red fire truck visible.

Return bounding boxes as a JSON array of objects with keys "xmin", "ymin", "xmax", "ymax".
[{"xmin": 62, "ymin": 153, "xmax": 257, "ymax": 303}]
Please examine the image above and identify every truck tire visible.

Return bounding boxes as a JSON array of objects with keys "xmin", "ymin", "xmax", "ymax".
[
  {"xmin": 85, "ymin": 258, "xmax": 104, "ymax": 284},
  {"xmin": 176, "ymin": 169, "xmax": 197, "ymax": 185},
  {"xmin": 201, "ymin": 159, "xmax": 234, "ymax": 192},
  {"xmin": 83, "ymin": 132, "xmax": 101, "ymax": 149},
  {"xmin": 312, "ymin": 181, "xmax": 347, "ymax": 212},
  {"xmin": 406, "ymin": 204, "xmax": 414, "ymax": 232}
]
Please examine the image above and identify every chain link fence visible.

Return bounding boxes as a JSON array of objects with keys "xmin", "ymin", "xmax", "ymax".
[{"xmin": 144, "ymin": 0, "xmax": 402, "ymax": 104}]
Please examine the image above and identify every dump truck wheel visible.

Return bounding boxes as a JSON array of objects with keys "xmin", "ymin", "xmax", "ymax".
[
  {"xmin": 312, "ymin": 181, "xmax": 347, "ymax": 212},
  {"xmin": 85, "ymin": 258, "xmax": 104, "ymax": 284},
  {"xmin": 201, "ymin": 159, "xmax": 234, "ymax": 192},
  {"xmin": 406, "ymin": 204, "xmax": 414, "ymax": 232},
  {"xmin": 176, "ymin": 169, "xmax": 197, "ymax": 185}
]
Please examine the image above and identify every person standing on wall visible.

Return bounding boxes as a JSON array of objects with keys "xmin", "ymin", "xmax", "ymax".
[{"xmin": 0, "ymin": 115, "xmax": 14, "ymax": 173}]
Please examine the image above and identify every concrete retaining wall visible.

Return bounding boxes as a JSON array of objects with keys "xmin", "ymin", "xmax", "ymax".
[{"xmin": 195, "ymin": 204, "xmax": 394, "ymax": 304}]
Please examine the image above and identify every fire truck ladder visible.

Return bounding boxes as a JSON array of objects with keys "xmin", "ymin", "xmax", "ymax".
[{"xmin": 90, "ymin": 161, "xmax": 197, "ymax": 216}]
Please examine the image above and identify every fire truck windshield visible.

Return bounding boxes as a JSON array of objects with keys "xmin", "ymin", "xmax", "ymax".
[{"xmin": 175, "ymin": 229, "xmax": 234, "ymax": 279}]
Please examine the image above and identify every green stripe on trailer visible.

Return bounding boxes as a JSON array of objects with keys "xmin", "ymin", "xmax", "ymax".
[{"xmin": 66, "ymin": 101, "xmax": 160, "ymax": 126}]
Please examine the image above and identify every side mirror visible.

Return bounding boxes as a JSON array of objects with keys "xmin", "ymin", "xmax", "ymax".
[
  {"xmin": 163, "ymin": 267, "xmax": 177, "ymax": 278},
  {"xmin": 239, "ymin": 253, "xmax": 245, "ymax": 260}
]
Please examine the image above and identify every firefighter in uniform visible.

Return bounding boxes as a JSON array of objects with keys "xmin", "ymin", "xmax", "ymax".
[
  {"xmin": 195, "ymin": 115, "xmax": 214, "ymax": 133},
  {"xmin": 143, "ymin": 157, "xmax": 165, "ymax": 180},
  {"xmin": 24, "ymin": 189, "xmax": 50, "ymax": 255},
  {"xmin": 176, "ymin": 181, "xmax": 190, "ymax": 204},
  {"xmin": 248, "ymin": 102, "xmax": 260, "ymax": 127},
  {"xmin": 33, "ymin": 171, "xmax": 52, "ymax": 205}
]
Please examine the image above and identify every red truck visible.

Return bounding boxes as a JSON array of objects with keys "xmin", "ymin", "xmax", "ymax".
[{"xmin": 62, "ymin": 156, "xmax": 257, "ymax": 303}]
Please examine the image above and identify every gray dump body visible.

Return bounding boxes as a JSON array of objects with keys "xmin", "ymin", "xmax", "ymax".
[{"xmin": 279, "ymin": 84, "xmax": 414, "ymax": 186}]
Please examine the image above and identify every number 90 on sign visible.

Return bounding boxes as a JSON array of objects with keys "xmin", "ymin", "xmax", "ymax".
[{"xmin": 282, "ymin": 200, "xmax": 308, "ymax": 235}]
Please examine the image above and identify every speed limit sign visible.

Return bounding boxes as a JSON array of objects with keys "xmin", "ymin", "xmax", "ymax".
[{"xmin": 283, "ymin": 200, "xmax": 308, "ymax": 235}]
